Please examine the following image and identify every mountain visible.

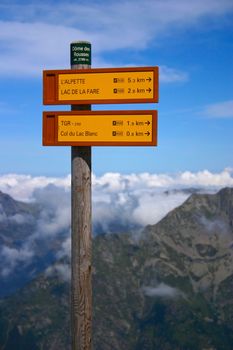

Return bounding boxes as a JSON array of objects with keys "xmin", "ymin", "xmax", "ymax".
[
  {"xmin": 0, "ymin": 187, "xmax": 233, "ymax": 349},
  {"xmin": 0, "ymin": 190, "xmax": 37, "ymax": 243},
  {"xmin": 142, "ymin": 186, "xmax": 233, "ymax": 294},
  {"xmin": 0, "ymin": 191, "xmax": 68, "ymax": 297}
]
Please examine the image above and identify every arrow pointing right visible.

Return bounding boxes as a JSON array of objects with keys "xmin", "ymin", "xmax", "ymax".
[
  {"xmin": 145, "ymin": 121, "xmax": 150, "ymax": 125},
  {"xmin": 145, "ymin": 131, "xmax": 150, "ymax": 136}
]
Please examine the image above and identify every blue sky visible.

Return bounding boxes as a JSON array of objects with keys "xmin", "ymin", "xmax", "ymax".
[{"xmin": 0, "ymin": 0, "xmax": 233, "ymax": 176}]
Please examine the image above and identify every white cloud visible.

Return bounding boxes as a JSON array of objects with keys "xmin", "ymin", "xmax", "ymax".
[
  {"xmin": 0, "ymin": 170, "xmax": 233, "ymax": 234},
  {"xmin": 198, "ymin": 216, "xmax": 231, "ymax": 235},
  {"xmin": 0, "ymin": 203, "xmax": 7, "ymax": 222},
  {"xmin": 0, "ymin": 170, "xmax": 232, "ymax": 200},
  {"xmin": 0, "ymin": 185, "xmax": 71, "ymax": 277},
  {"xmin": 0, "ymin": 20, "xmax": 86, "ymax": 76},
  {"xmin": 202, "ymin": 100, "xmax": 233, "ymax": 118},
  {"xmin": 0, "ymin": 245, "xmax": 34, "ymax": 277},
  {"xmin": 160, "ymin": 65, "xmax": 188, "ymax": 83},
  {"xmin": 8, "ymin": 213, "xmax": 33, "ymax": 225},
  {"xmin": 132, "ymin": 191, "xmax": 188, "ymax": 226},
  {"xmin": 0, "ymin": 173, "xmax": 71, "ymax": 202},
  {"xmin": 93, "ymin": 168, "xmax": 233, "ymax": 192},
  {"xmin": 0, "ymin": 168, "xmax": 233, "ymax": 275},
  {"xmin": 0, "ymin": 0, "xmax": 232, "ymax": 76},
  {"xmin": 33, "ymin": 185, "xmax": 71, "ymax": 238},
  {"xmin": 177, "ymin": 169, "xmax": 233, "ymax": 187},
  {"xmin": 142, "ymin": 283, "xmax": 183, "ymax": 298},
  {"xmin": 57, "ymin": 237, "xmax": 71, "ymax": 259},
  {"xmin": 0, "ymin": 202, "xmax": 34, "ymax": 224},
  {"xmin": 46, "ymin": 263, "xmax": 70, "ymax": 282}
]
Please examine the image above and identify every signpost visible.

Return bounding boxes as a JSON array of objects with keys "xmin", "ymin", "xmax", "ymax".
[
  {"xmin": 43, "ymin": 66, "xmax": 159, "ymax": 105},
  {"xmin": 42, "ymin": 40, "xmax": 159, "ymax": 350},
  {"xmin": 70, "ymin": 42, "xmax": 92, "ymax": 350},
  {"xmin": 43, "ymin": 110, "xmax": 157, "ymax": 146}
]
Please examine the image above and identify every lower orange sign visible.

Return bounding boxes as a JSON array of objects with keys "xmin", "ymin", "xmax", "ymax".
[{"xmin": 43, "ymin": 110, "xmax": 157, "ymax": 146}]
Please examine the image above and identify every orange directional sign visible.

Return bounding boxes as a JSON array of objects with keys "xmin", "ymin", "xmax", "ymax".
[
  {"xmin": 43, "ymin": 67, "xmax": 159, "ymax": 105},
  {"xmin": 43, "ymin": 110, "xmax": 157, "ymax": 146}
]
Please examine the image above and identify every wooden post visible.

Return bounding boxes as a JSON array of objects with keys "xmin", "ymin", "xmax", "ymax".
[{"xmin": 71, "ymin": 41, "xmax": 92, "ymax": 350}]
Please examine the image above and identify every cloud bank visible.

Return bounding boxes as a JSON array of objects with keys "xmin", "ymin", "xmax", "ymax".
[
  {"xmin": 0, "ymin": 169, "xmax": 233, "ymax": 231},
  {"xmin": 0, "ymin": 168, "xmax": 233, "ymax": 277},
  {"xmin": 202, "ymin": 100, "xmax": 233, "ymax": 119},
  {"xmin": 0, "ymin": 0, "xmax": 232, "ymax": 76},
  {"xmin": 142, "ymin": 283, "xmax": 183, "ymax": 298}
]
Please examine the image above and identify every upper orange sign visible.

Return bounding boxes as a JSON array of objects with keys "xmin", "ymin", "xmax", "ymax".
[{"xmin": 43, "ymin": 67, "xmax": 159, "ymax": 105}]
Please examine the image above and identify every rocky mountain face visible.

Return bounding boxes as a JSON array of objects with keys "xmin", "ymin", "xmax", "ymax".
[
  {"xmin": 0, "ymin": 191, "xmax": 39, "ymax": 297},
  {"xmin": 0, "ymin": 188, "xmax": 233, "ymax": 349},
  {"xmin": 142, "ymin": 187, "xmax": 233, "ymax": 298},
  {"xmin": 0, "ymin": 191, "xmax": 67, "ymax": 297},
  {"xmin": 0, "ymin": 191, "xmax": 37, "ymax": 243}
]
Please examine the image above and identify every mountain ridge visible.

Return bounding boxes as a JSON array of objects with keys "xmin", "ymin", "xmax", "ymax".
[{"xmin": 0, "ymin": 187, "xmax": 233, "ymax": 349}]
